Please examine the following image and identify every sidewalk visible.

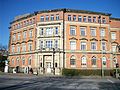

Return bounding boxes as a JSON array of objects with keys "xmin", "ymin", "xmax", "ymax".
[{"xmin": 0, "ymin": 72, "xmax": 118, "ymax": 79}]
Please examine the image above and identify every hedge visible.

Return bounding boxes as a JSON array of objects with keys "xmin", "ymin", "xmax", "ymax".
[{"xmin": 62, "ymin": 68, "xmax": 119, "ymax": 76}]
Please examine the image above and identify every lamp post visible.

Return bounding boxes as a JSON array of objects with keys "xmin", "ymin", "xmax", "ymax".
[
  {"xmin": 99, "ymin": 16, "xmax": 104, "ymax": 77},
  {"xmin": 53, "ymin": 48, "xmax": 55, "ymax": 75}
]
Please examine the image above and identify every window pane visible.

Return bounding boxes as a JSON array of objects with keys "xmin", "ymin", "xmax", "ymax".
[
  {"xmin": 81, "ymin": 56, "xmax": 86, "ymax": 65},
  {"xmin": 70, "ymin": 41, "xmax": 76, "ymax": 50},
  {"xmin": 91, "ymin": 56, "xmax": 96, "ymax": 65},
  {"xmin": 80, "ymin": 27, "xmax": 86, "ymax": 36},
  {"xmin": 70, "ymin": 26, "xmax": 76, "ymax": 35},
  {"xmin": 91, "ymin": 28, "xmax": 96, "ymax": 36},
  {"xmin": 68, "ymin": 15, "xmax": 71, "ymax": 21},
  {"xmin": 81, "ymin": 42, "xmax": 86, "ymax": 50},
  {"xmin": 78, "ymin": 16, "xmax": 82, "ymax": 22}
]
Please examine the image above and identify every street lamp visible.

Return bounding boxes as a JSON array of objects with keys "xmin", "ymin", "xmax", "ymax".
[
  {"xmin": 98, "ymin": 16, "xmax": 104, "ymax": 77},
  {"xmin": 53, "ymin": 48, "xmax": 55, "ymax": 75}
]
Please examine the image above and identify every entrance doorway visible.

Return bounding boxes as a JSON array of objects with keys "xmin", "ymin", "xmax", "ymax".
[{"xmin": 46, "ymin": 62, "xmax": 51, "ymax": 73}]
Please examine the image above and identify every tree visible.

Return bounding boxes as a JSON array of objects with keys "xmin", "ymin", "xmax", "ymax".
[{"xmin": 0, "ymin": 44, "xmax": 8, "ymax": 72}]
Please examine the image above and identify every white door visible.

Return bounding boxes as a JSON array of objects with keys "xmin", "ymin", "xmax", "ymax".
[{"xmin": 46, "ymin": 62, "xmax": 51, "ymax": 73}]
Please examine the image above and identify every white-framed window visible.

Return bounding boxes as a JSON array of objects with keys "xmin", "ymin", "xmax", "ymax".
[
  {"xmin": 91, "ymin": 42, "xmax": 97, "ymax": 50},
  {"xmin": 56, "ymin": 14, "xmax": 59, "ymax": 20},
  {"xmin": 78, "ymin": 16, "xmax": 82, "ymax": 22},
  {"xmin": 28, "ymin": 43, "xmax": 32, "ymax": 51},
  {"xmin": 111, "ymin": 33, "xmax": 116, "ymax": 40},
  {"xmin": 81, "ymin": 56, "xmax": 87, "ymax": 66},
  {"xmin": 23, "ymin": 31, "xmax": 27, "ymax": 39},
  {"xmin": 93, "ymin": 17, "xmax": 96, "ymax": 23},
  {"xmin": 112, "ymin": 45, "xmax": 116, "ymax": 52},
  {"xmin": 12, "ymin": 34, "xmax": 16, "ymax": 41},
  {"xmin": 102, "ymin": 56, "xmax": 106, "ymax": 66},
  {"xmin": 46, "ymin": 27, "xmax": 53, "ymax": 36},
  {"xmin": 102, "ymin": 18, "xmax": 106, "ymax": 24},
  {"xmin": 40, "ymin": 28, "xmax": 44, "ymax": 35},
  {"xmin": 88, "ymin": 16, "xmax": 92, "ymax": 22},
  {"xmin": 40, "ymin": 16, "xmax": 44, "ymax": 22},
  {"xmin": 11, "ymin": 45, "xmax": 15, "ymax": 53},
  {"xmin": 91, "ymin": 28, "xmax": 96, "ymax": 36},
  {"xmin": 55, "ymin": 27, "xmax": 58, "ymax": 35},
  {"xmin": 17, "ymin": 45, "xmax": 20, "ymax": 53},
  {"xmin": 46, "ymin": 15, "xmax": 49, "ymax": 21},
  {"xmin": 18, "ymin": 33, "xmax": 21, "ymax": 40},
  {"xmin": 80, "ymin": 27, "xmax": 86, "ymax": 36},
  {"xmin": 70, "ymin": 26, "xmax": 76, "ymax": 35},
  {"xmin": 28, "ymin": 57, "xmax": 32, "ymax": 65},
  {"xmin": 80, "ymin": 42, "xmax": 86, "ymax": 50},
  {"xmin": 22, "ymin": 43, "xmax": 26, "ymax": 52},
  {"xmin": 46, "ymin": 40, "xmax": 53, "ymax": 49},
  {"xmin": 73, "ymin": 15, "xmax": 76, "ymax": 21},
  {"xmin": 22, "ymin": 57, "xmax": 25, "ymax": 65},
  {"xmin": 68, "ymin": 15, "xmax": 71, "ymax": 21},
  {"xmin": 70, "ymin": 55, "xmax": 76, "ymax": 65},
  {"xmin": 50, "ymin": 15, "xmax": 54, "ymax": 21},
  {"xmin": 55, "ymin": 40, "xmax": 58, "ymax": 49},
  {"xmin": 70, "ymin": 41, "xmax": 76, "ymax": 50},
  {"xmin": 101, "ymin": 42, "xmax": 106, "ymax": 51},
  {"xmin": 100, "ymin": 28, "xmax": 105, "ymax": 37},
  {"xmin": 29, "ymin": 30, "xmax": 32, "ymax": 38},
  {"xmin": 39, "ymin": 40, "xmax": 43, "ymax": 49},
  {"xmin": 91, "ymin": 56, "xmax": 97, "ymax": 66},
  {"xmin": 83, "ymin": 16, "xmax": 87, "ymax": 22}
]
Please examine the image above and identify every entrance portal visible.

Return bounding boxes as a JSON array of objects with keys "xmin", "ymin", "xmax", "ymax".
[{"xmin": 46, "ymin": 62, "xmax": 51, "ymax": 73}]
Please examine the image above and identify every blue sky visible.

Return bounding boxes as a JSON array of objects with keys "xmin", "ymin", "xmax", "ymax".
[{"xmin": 0, "ymin": 0, "xmax": 120, "ymax": 47}]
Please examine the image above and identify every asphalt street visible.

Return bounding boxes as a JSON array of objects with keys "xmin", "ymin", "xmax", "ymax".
[{"xmin": 0, "ymin": 74, "xmax": 120, "ymax": 90}]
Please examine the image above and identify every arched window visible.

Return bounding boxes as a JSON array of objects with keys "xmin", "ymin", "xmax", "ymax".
[
  {"xmin": 91, "ymin": 56, "xmax": 97, "ymax": 66},
  {"xmin": 28, "ymin": 57, "xmax": 32, "ymax": 65},
  {"xmin": 22, "ymin": 57, "xmax": 25, "ymax": 65},
  {"xmin": 70, "ymin": 55, "xmax": 76, "ymax": 65},
  {"xmin": 102, "ymin": 56, "xmax": 106, "ymax": 66},
  {"xmin": 81, "ymin": 56, "xmax": 87, "ymax": 66}
]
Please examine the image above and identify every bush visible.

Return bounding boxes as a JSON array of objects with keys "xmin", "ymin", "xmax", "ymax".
[{"xmin": 62, "ymin": 68, "xmax": 118, "ymax": 76}]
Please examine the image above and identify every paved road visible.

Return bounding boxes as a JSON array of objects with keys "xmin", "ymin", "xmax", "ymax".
[{"xmin": 0, "ymin": 74, "xmax": 120, "ymax": 90}]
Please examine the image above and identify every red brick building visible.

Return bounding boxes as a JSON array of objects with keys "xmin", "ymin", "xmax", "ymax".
[{"xmin": 8, "ymin": 9, "xmax": 120, "ymax": 75}]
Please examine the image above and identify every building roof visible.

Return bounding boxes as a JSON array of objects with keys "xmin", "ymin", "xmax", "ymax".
[
  {"xmin": 10, "ymin": 12, "xmax": 37, "ymax": 24},
  {"xmin": 110, "ymin": 17, "xmax": 120, "ymax": 21},
  {"xmin": 37, "ymin": 8, "xmax": 111, "ymax": 16},
  {"xmin": 10, "ymin": 8, "xmax": 111, "ymax": 24}
]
